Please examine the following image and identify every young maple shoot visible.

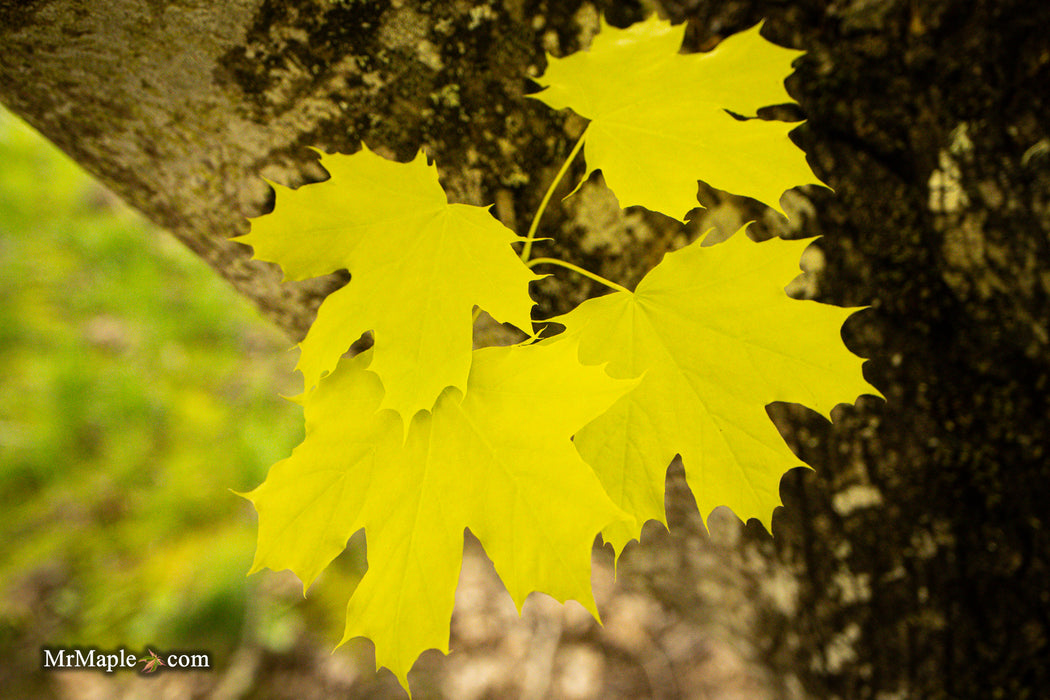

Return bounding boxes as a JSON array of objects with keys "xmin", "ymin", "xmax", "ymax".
[{"xmin": 236, "ymin": 15, "xmax": 880, "ymax": 694}]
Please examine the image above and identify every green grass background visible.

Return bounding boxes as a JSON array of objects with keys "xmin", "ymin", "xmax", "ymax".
[{"xmin": 0, "ymin": 109, "xmax": 361, "ymax": 696}]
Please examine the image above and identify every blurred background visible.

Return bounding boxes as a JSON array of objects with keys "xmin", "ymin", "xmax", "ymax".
[{"xmin": 0, "ymin": 108, "xmax": 372, "ymax": 698}]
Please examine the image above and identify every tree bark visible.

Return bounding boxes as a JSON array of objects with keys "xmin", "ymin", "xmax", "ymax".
[{"xmin": 3, "ymin": 0, "xmax": 1048, "ymax": 698}]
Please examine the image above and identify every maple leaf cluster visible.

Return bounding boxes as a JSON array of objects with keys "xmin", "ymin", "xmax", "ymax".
[{"xmin": 235, "ymin": 16, "xmax": 879, "ymax": 694}]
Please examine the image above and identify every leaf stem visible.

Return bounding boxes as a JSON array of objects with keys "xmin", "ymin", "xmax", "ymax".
[
  {"xmin": 475, "ymin": 129, "xmax": 590, "ymax": 328},
  {"xmin": 519, "ymin": 127, "xmax": 589, "ymax": 263},
  {"xmin": 528, "ymin": 257, "xmax": 632, "ymax": 295}
]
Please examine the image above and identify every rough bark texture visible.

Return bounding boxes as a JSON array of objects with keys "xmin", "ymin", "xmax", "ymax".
[{"xmin": 3, "ymin": 0, "xmax": 1049, "ymax": 698}]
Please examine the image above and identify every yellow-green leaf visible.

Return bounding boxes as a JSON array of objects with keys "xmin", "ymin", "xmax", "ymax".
[
  {"xmin": 235, "ymin": 146, "xmax": 540, "ymax": 418},
  {"xmin": 531, "ymin": 16, "xmax": 824, "ymax": 220},
  {"xmin": 244, "ymin": 342, "xmax": 635, "ymax": 690},
  {"xmin": 554, "ymin": 227, "xmax": 879, "ymax": 553}
]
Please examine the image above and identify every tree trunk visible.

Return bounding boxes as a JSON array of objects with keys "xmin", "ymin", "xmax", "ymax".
[{"xmin": 3, "ymin": 0, "xmax": 1048, "ymax": 698}]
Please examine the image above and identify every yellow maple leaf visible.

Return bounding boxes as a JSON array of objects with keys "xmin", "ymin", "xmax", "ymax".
[
  {"xmin": 553, "ymin": 227, "xmax": 880, "ymax": 553},
  {"xmin": 532, "ymin": 16, "xmax": 824, "ymax": 221},
  {"xmin": 236, "ymin": 146, "xmax": 540, "ymax": 419},
  {"xmin": 243, "ymin": 342, "xmax": 635, "ymax": 690}
]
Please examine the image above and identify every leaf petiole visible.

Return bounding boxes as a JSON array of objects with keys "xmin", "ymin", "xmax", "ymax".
[
  {"xmin": 474, "ymin": 128, "xmax": 590, "ymax": 327},
  {"xmin": 472, "ymin": 256, "xmax": 629, "ymax": 326},
  {"xmin": 519, "ymin": 126, "xmax": 589, "ymax": 263},
  {"xmin": 528, "ymin": 257, "xmax": 631, "ymax": 295}
]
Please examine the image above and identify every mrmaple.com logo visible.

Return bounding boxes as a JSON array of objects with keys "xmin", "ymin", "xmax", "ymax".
[{"xmin": 42, "ymin": 647, "xmax": 210, "ymax": 673}]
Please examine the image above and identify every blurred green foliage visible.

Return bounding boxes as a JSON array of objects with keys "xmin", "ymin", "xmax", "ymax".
[{"xmin": 0, "ymin": 109, "xmax": 339, "ymax": 676}]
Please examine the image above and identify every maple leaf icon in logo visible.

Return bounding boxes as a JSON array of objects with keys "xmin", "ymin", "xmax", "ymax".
[{"xmin": 138, "ymin": 649, "xmax": 165, "ymax": 673}]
